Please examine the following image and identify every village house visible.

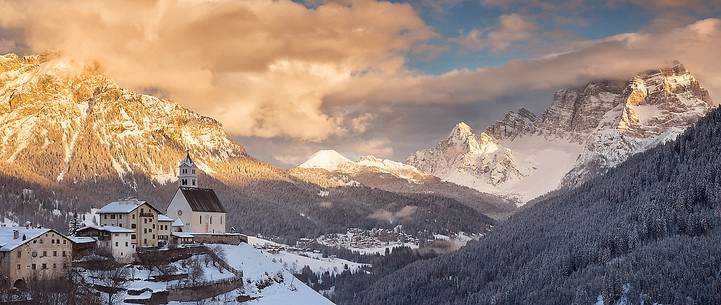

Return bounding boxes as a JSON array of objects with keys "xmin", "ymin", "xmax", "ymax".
[
  {"xmin": 0, "ymin": 226, "xmax": 73, "ymax": 290},
  {"xmin": 157, "ymin": 214, "xmax": 173, "ymax": 246},
  {"xmin": 97, "ymin": 198, "xmax": 162, "ymax": 248},
  {"xmin": 166, "ymin": 153, "xmax": 227, "ymax": 234},
  {"xmin": 75, "ymin": 226, "xmax": 134, "ymax": 263}
]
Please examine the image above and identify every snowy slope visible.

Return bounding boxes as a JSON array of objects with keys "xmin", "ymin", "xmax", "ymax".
[
  {"xmin": 248, "ymin": 236, "xmax": 367, "ymax": 275},
  {"xmin": 217, "ymin": 243, "xmax": 336, "ymax": 305},
  {"xmin": 297, "ymin": 150, "xmax": 429, "ymax": 182},
  {"xmin": 298, "ymin": 150, "xmax": 353, "ymax": 171}
]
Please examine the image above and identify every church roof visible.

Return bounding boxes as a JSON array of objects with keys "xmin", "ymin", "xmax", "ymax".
[{"xmin": 179, "ymin": 187, "xmax": 226, "ymax": 213}]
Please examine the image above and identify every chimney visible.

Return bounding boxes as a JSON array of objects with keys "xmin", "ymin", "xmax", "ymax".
[
  {"xmin": 13, "ymin": 230, "xmax": 19, "ymax": 240},
  {"xmin": 24, "ymin": 221, "xmax": 31, "ymax": 229}
]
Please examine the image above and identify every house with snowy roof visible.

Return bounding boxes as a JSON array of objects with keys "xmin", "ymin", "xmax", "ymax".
[
  {"xmin": 166, "ymin": 153, "xmax": 227, "ymax": 234},
  {"xmin": 97, "ymin": 198, "xmax": 162, "ymax": 248},
  {"xmin": 75, "ymin": 225, "xmax": 134, "ymax": 263},
  {"xmin": 0, "ymin": 226, "xmax": 73, "ymax": 289}
]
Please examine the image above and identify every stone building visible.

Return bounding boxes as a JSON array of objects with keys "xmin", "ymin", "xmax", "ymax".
[
  {"xmin": 76, "ymin": 226, "xmax": 134, "ymax": 263},
  {"xmin": 97, "ymin": 198, "xmax": 162, "ymax": 248},
  {"xmin": 0, "ymin": 226, "xmax": 73, "ymax": 289}
]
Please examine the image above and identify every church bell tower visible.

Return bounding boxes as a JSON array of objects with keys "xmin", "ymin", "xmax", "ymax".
[{"xmin": 178, "ymin": 151, "xmax": 198, "ymax": 188}]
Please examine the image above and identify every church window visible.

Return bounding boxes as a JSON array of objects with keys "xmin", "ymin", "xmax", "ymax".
[
  {"xmin": 210, "ymin": 216, "xmax": 213, "ymax": 224},
  {"xmin": 200, "ymin": 215, "xmax": 202, "ymax": 224}
]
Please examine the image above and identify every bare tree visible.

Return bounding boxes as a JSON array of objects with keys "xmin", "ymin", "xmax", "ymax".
[
  {"xmin": 188, "ymin": 257, "xmax": 205, "ymax": 285},
  {"xmin": 97, "ymin": 266, "xmax": 129, "ymax": 305}
]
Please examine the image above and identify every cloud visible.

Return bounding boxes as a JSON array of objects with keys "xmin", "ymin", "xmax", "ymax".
[
  {"xmin": 350, "ymin": 113, "xmax": 376, "ymax": 133},
  {"xmin": 329, "ymin": 18, "xmax": 721, "ymax": 106},
  {"xmin": 368, "ymin": 205, "xmax": 417, "ymax": 223},
  {"xmin": 452, "ymin": 14, "xmax": 536, "ymax": 52},
  {"xmin": 0, "ymin": 0, "xmax": 436, "ymax": 141},
  {"xmin": 352, "ymin": 137, "xmax": 394, "ymax": 157}
]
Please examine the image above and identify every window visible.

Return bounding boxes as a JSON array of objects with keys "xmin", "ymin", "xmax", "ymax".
[
  {"xmin": 42, "ymin": 251, "xmax": 47, "ymax": 257},
  {"xmin": 153, "ymin": 224, "xmax": 156, "ymax": 229},
  {"xmin": 17, "ymin": 252, "xmax": 21, "ymax": 258},
  {"xmin": 42, "ymin": 263, "xmax": 47, "ymax": 270},
  {"xmin": 39, "ymin": 239, "xmax": 43, "ymax": 244},
  {"xmin": 125, "ymin": 242, "xmax": 128, "ymax": 247},
  {"xmin": 192, "ymin": 169, "xmax": 195, "ymax": 174},
  {"xmin": 32, "ymin": 251, "xmax": 37, "ymax": 257},
  {"xmin": 51, "ymin": 239, "xmax": 55, "ymax": 244},
  {"xmin": 33, "ymin": 240, "xmax": 36, "ymax": 244},
  {"xmin": 104, "ymin": 215, "xmax": 108, "ymax": 219},
  {"xmin": 63, "ymin": 240, "xmax": 66, "ymax": 244},
  {"xmin": 111, "ymin": 215, "xmax": 116, "ymax": 220},
  {"xmin": 141, "ymin": 208, "xmax": 144, "ymax": 213},
  {"xmin": 132, "ymin": 214, "xmax": 136, "ymax": 219},
  {"xmin": 131, "ymin": 224, "xmax": 136, "ymax": 229},
  {"xmin": 210, "ymin": 216, "xmax": 213, "ymax": 225},
  {"xmin": 119, "ymin": 215, "xmax": 122, "ymax": 219},
  {"xmin": 131, "ymin": 234, "xmax": 136, "ymax": 239},
  {"xmin": 144, "ymin": 228, "xmax": 147, "ymax": 233},
  {"xmin": 144, "ymin": 239, "xmax": 147, "ymax": 245},
  {"xmin": 53, "ymin": 251, "xmax": 57, "ymax": 257},
  {"xmin": 32, "ymin": 264, "xmax": 36, "ymax": 270},
  {"xmin": 152, "ymin": 234, "xmax": 155, "ymax": 239},
  {"xmin": 62, "ymin": 251, "xmax": 66, "ymax": 257},
  {"xmin": 16, "ymin": 264, "xmax": 20, "ymax": 270},
  {"xmin": 115, "ymin": 242, "xmax": 118, "ymax": 246},
  {"xmin": 200, "ymin": 215, "xmax": 202, "ymax": 224},
  {"xmin": 182, "ymin": 179, "xmax": 187, "ymax": 185},
  {"xmin": 53, "ymin": 263, "xmax": 56, "ymax": 269},
  {"xmin": 192, "ymin": 180, "xmax": 196, "ymax": 186}
]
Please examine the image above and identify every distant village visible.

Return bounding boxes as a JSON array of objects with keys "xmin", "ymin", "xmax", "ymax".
[{"xmin": 0, "ymin": 153, "xmax": 247, "ymax": 302}]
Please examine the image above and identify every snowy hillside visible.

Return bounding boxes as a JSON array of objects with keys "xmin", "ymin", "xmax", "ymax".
[
  {"xmin": 297, "ymin": 150, "xmax": 429, "ymax": 182},
  {"xmin": 407, "ymin": 62, "xmax": 714, "ymax": 204}
]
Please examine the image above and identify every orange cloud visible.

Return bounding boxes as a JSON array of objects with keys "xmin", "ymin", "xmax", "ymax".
[{"xmin": 0, "ymin": 0, "xmax": 436, "ymax": 141}]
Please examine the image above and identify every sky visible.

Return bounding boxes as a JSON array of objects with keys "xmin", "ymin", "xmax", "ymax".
[{"xmin": 1, "ymin": 0, "xmax": 721, "ymax": 167}]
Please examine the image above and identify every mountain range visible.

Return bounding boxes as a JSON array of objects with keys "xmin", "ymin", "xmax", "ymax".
[
  {"xmin": 0, "ymin": 53, "xmax": 503, "ymax": 241},
  {"xmin": 406, "ymin": 62, "xmax": 713, "ymax": 203},
  {"xmin": 351, "ymin": 93, "xmax": 721, "ymax": 305}
]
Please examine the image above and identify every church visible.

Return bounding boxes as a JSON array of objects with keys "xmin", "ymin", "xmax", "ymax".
[{"xmin": 166, "ymin": 153, "xmax": 228, "ymax": 234}]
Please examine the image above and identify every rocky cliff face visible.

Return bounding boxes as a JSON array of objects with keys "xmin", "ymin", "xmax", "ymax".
[
  {"xmin": 407, "ymin": 122, "xmax": 524, "ymax": 187},
  {"xmin": 563, "ymin": 63, "xmax": 712, "ymax": 186},
  {"xmin": 407, "ymin": 62, "xmax": 714, "ymax": 203},
  {"xmin": 485, "ymin": 108, "xmax": 536, "ymax": 141},
  {"xmin": 0, "ymin": 53, "xmax": 268, "ymax": 187}
]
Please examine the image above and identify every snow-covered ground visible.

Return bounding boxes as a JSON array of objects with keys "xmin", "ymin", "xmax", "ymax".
[
  {"xmin": 249, "ymin": 236, "xmax": 367, "ymax": 274},
  {"xmin": 80, "ymin": 243, "xmax": 335, "ymax": 305},
  {"xmin": 215, "ymin": 243, "xmax": 336, "ymax": 305}
]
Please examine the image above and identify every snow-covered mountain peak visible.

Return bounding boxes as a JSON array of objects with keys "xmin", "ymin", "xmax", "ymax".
[
  {"xmin": 447, "ymin": 122, "xmax": 482, "ymax": 151},
  {"xmin": 408, "ymin": 62, "xmax": 715, "ymax": 204},
  {"xmin": 298, "ymin": 150, "xmax": 352, "ymax": 171}
]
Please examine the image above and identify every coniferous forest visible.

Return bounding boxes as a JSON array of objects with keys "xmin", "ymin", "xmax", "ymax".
[{"xmin": 346, "ymin": 106, "xmax": 721, "ymax": 305}]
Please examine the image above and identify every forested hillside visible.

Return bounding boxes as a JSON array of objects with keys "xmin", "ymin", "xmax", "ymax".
[{"xmin": 353, "ymin": 106, "xmax": 721, "ymax": 305}]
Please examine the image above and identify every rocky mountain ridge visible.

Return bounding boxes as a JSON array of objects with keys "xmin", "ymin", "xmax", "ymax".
[
  {"xmin": 407, "ymin": 62, "xmax": 714, "ymax": 203},
  {"xmin": 0, "ymin": 53, "xmax": 505, "ymax": 241},
  {"xmin": 292, "ymin": 149, "xmax": 515, "ymax": 216}
]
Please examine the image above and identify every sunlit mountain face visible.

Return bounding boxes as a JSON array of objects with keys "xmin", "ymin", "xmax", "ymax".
[{"xmin": 1, "ymin": 1, "xmax": 721, "ymax": 304}]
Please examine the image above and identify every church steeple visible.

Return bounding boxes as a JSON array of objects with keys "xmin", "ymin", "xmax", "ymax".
[{"xmin": 178, "ymin": 151, "xmax": 198, "ymax": 188}]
